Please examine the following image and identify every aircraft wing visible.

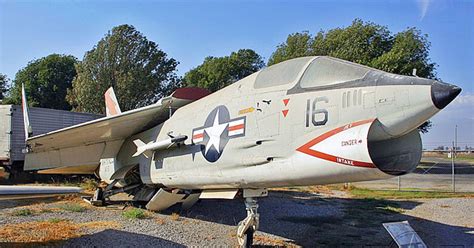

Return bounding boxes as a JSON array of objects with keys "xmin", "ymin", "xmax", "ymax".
[{"xmin": 24, "ymin": 87, "xmax": 210, "ymax": 172}]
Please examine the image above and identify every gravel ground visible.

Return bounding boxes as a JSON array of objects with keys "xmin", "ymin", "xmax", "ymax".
[{"xmin": 0, "ymin": 190, "xmax": 473, "ymax": 247}]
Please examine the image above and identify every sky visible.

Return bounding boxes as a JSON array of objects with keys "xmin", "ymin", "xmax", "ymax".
[{"xmin": 0, "ymin": 0, "xmax": 473, "ymax": 149}]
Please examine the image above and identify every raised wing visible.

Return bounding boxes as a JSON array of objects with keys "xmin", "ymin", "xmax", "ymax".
[{"xmin": 24, "ymin": 87, "xmax": 210, "ymax": 172}]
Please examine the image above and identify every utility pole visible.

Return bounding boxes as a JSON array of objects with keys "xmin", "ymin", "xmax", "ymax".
[
  {"xmin": 455, "ymin": 125, "xmax": 458, "ymax": 155},
  {"xmin": 452, "ymin": 124, "xmax": 457, "ymax": 193}
]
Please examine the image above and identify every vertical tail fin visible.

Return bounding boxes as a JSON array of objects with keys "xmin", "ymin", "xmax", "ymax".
[
  {"xmin": 21, "ymin": 84, "xmax": 32, "ymax": 140},
  {"xmin": 104, "ymin": 87, "xmax": 122, "ymax": 117}
]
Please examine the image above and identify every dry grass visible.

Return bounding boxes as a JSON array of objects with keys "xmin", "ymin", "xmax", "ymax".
[
  {"xmin": 0, "ymin": 220, "xmax": 121, "ymax": 243},
  {"xmin": 0, "ymin": 220, "xmax": 81, "ymax": 243},
  {"xmin": 79, "ymin": 221, "xmax": 121, "ymax": 229},
  {"xmin": 155, "ymin": 217, "xmax": 166, "ymax": 225},
  {"xmin": 57, "ymin": 203, "xmax": 86, "ymax": 212},
  {"xmin": 253, "ymin": 235, "xmax": 298, "ymax": 247},
  {"xmin": 80, "ymin": 178, "xmax": 99, "ymax": 193},
  {"xmin": 272, "ymin": 185, "xmax": 335, "ymax": 195},
  {"xmin": 170, "ymin": 212, "xmax": 180, "ymax": 221}
]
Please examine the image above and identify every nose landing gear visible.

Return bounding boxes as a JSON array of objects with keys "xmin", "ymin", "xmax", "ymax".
[{"xmin": 237, "ymin": 189, "xmax": 268, "ymax": 247}]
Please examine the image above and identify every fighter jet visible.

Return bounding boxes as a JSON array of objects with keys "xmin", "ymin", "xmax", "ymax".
[{"xmin": 19, "ymin": 56, "xmax": 461, "ymax": 246}]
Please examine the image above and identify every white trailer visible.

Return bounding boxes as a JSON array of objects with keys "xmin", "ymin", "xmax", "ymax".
[{"xmin": 0, "ymin": 105, "xmax": 102, "ymax": 175}]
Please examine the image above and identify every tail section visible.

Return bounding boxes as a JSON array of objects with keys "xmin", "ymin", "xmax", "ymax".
[
  {"xmin": 21, "ymin": 84, "xmax": 32, "ymax": 140},
  {"xmin": 104, "ymin": 87, "xmax": 122, "ymax": 117}
]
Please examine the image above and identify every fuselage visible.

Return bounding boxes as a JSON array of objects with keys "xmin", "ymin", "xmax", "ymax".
[{"xmin": 113, "ymin": 56, "xmax": 461, "ymax": 190}]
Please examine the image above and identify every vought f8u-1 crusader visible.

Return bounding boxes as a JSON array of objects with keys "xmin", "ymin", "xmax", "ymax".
[{"xmin": 16, "ymin": 56, "xmax": 461, "ymax": 246}]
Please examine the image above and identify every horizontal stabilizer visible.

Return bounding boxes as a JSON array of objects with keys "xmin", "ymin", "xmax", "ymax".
[
  {"xmin": 37, "ymin": 164, "xmax": 98, "ymax": 174},
  {"xmin": 0, "ymin": 185, "xmax": 82, "ymax": 200}
]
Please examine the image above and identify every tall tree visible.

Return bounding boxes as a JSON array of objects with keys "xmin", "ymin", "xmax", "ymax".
[
  {"xmin": 184, "ymin": 49, "xmax": 264, "ymax": 92},
  {"xmin": 67, "ymin": 24, "xmax": 179, "ymax": 114},
  {"xmin": 8, "ymin": 54, "xmax": 77, "ymax": 110},
  {"xmin": 268, "ymin": 19, "xmax": 436, "ymax": 79},
  {"xmin": 0, "ymin": 73, "xmax": 9, "ymax": 100}
]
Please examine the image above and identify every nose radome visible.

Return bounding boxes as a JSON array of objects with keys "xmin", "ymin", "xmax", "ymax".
[{"xmin": 431, "ymin": 81, "xmax": 462, "ymax": 109}]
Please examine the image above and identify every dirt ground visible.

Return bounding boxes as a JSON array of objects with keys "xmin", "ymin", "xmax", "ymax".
[{"xmin": 0, "ymin": 188, "xmax": 473, "ymax": 247}]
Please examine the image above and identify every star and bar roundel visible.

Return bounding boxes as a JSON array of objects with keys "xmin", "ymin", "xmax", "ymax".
[{"xmin": 192, "ymin": 105, "xmax": 246, "ymax": 162}]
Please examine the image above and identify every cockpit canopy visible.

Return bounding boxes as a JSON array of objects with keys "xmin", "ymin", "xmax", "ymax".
[{"xmin": 254, "ymin": 56, "xmax": 371, "ymax": 89}]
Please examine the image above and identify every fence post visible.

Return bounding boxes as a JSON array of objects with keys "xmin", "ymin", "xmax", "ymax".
[
  {"xmin": 452, "ymin": 141, "xmax": 455, "ymax": 192},
  {"xmin": 397, "ymin": 176, "xmax": 401, "ymax": 191}
]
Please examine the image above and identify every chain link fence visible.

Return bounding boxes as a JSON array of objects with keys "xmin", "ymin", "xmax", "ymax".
[{"xmin": 354, "ymin": 152, "xmax": 474, "ymax": 192}]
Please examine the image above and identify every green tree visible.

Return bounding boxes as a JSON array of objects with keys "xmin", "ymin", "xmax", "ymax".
[
  {"xmin": 268, "ymin": 19, "xmax": 436, "ymax": 79},
  {"xmin": 184, "ymin": 49, "xmax": 264, "ymax": 92},
  {"xmin": 8, "ymin": 54, "xmax": 77, "ymax": 110},
  {"xmin": 267, "ymin": 32, "xmax": 314, "ymax": 66},
  {"xmin": 67, "ymin": 24, "xmax": 179, "ymax": 114},
  {"xmin": 0, "ymin": 73, "xmax": 9, "ymax": 100}
]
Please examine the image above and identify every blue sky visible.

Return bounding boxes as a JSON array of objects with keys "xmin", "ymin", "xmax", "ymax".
[{"xmin": 0, "ymin": 0, "xmax": 473, "ymax": 148}]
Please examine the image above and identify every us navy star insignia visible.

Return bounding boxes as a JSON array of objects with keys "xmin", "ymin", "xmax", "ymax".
[{"xmin": 192, "ymin": 105, "xmax": 246, "ymax": 162}]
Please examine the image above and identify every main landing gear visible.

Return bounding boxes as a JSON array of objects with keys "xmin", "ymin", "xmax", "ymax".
[{"xmin": 237, "ymin": 189, "xmax": 268, "ymax": 247}]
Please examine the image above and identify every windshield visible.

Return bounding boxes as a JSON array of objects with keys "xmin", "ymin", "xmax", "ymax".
[
  {"xmin": 254, "ymin": 57, "xmax": 313, "ymax": 89},
  {"xmin": 299, "ymin": 57, "xmax": 369, "ymax": 88}
]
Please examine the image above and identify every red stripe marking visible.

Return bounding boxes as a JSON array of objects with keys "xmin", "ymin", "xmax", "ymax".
[
  {"xmin": 228, "ymin": 124, "xmax": 244, "ymax": 131},
  {"xmin": 296, "ymin": 119, "xmax": 376, "ymax": 168},
  {"xmin": 193, "ymin": 133, "xmax": 204, "ymax": 139}
]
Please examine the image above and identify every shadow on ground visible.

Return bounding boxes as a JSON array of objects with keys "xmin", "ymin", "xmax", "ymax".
[
  {"xmin": 1, "ymin": 190, "xmax": 473, "ymax": 247},
  {"xmin": 166, "ymin": 190, "xmax": 474, "ymax": 247}
]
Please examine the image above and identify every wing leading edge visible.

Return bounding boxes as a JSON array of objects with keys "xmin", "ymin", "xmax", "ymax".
[{"xmin": 24, "ymin": 87, "xmax": 210, "ymax": 172}]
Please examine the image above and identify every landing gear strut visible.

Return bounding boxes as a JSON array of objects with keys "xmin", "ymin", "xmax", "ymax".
[
  {"xmin": 237, "ymin": 189, "xmax": 268, "ymax": 247},
  {"xmin": 237, "ymin": 197, "xmax": 259, "ymax": 247},
  {"xmin": 87, "ymin": 179, "xmax": 141, "ymax": 206}
]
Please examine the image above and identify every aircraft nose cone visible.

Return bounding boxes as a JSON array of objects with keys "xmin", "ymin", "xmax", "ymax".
[{"xmin": 431, "ymin": 81, "xmax": 462, "ymax": 109}]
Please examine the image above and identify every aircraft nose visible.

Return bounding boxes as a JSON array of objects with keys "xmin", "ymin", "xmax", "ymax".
[{"xmin": 431, "ymin": 81, "xmax": 462, "ymax": 109}]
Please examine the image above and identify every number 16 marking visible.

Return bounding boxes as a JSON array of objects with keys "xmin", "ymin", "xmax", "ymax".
[{"xmin": 306, "ymin": 97, "xmax": 328, "ymax": 127}]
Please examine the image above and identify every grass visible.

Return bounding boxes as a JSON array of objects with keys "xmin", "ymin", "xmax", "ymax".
[
  {"xmin": 0, "ymin": 220, "xmax": 80, "ymax": 243},
  {"xmin": 79, "ymin": 221, "xmax": 122, "ymax": 229},
  {"xmin": 122, "ymin": 208, "xmax": 147, "ymax": 219},
  {"xmin": 377, "ymin": 205, "xmax": 405, "ymax": 213},
  {"xmin": 348, "ymin": 187, "xmax": 474, "ymax": 199},
  {"xmin": 170, "ymin": 212, "xmax": 180, "ymax": 221},
  {"xmin": 0, "ymin": 219, "xmax": 121, "ymax": 243},
  {"xmin": 12, "ymin": 208, "xmax": 34, "ymax": 216},
  {"xmin": 48, "ymin": 218, "xmax": 67, "ymax": 223},
  {"xmin": 80, "ymin": 178, "xmax": 99, "ymax": 191},
  {"xmin": 253, "ymin": 235, "xmax": 298, "ymax": 247},
  {"xmin": 58, "ymin": 203, "xmax": 86, "ymax": 212}
]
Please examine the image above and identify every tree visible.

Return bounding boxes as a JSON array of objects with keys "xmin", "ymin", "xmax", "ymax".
[
  {"xmin": 184, "ymin": 49, "xmax": 264, "ymax": 92},
  {"xmin": 418, "ymin": 120, "xmax": 432, "ymax": 134},
  {"xmin": 67, "ymin": 24, "xmax": 179, "ymax": 114},
  {"xmin": 268, "ymin": 19, "xmax": 436, "ymax": 132},
  {"xmin": 268, "ymin": 19, "xmax": 436, "ymax": 79},
  {"xmin": 8, "ymin": 54, "xmax": 77, "ymax": 110},
  {"xmin": 0, "ymin": 73, "xmax": 9, "ymax": 100}
]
